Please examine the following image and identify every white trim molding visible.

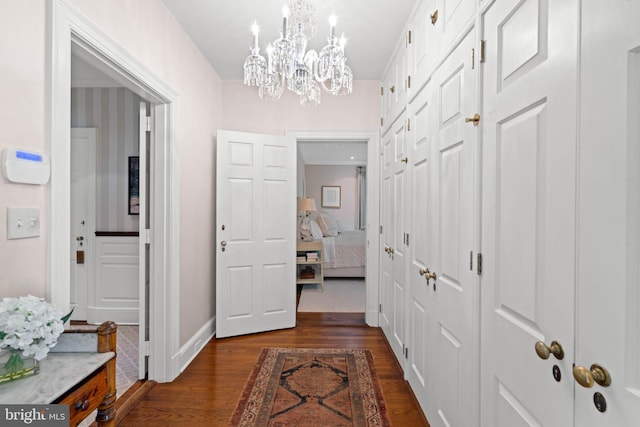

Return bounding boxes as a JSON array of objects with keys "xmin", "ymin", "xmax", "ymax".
[
  {"xmin": 287, "ymin": 129, "xmax": 381, "ymax": 327},
  {"xmin": 178, "ymin": 316, "xmax": 216, "ymax": 373},
  {"xmin": 47, "ymin": 0, "xmax": 181, "ymax": 382}
]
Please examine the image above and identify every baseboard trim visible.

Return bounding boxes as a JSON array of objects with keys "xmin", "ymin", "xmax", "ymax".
[{"xmin": 177, "ymin": 316, "xmax": 216, "ymax": 373}]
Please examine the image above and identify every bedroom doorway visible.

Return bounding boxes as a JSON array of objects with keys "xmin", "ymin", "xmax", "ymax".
[{"xmin": 290, "ymin": 131, "xmax": 380, "ymax": 326}]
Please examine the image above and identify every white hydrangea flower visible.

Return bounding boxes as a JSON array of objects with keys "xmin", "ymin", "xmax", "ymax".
[{"xmin": 0, "ymin": 295, "xmax": 67, "ymax": 361}]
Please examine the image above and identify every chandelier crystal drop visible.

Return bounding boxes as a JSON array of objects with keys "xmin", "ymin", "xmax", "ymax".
[{"xmin": 243, "ymin": 0, "xmax": 352, "ymax": 106}]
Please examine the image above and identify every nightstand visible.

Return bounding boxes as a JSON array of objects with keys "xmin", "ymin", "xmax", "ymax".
[{"xmin": 296, "ymin": 240, "xmax": 323, "ymax": 291}]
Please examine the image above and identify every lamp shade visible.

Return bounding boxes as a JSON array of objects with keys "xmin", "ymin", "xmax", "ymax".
[{"xmin": 298, "ymin": 197, "xmax": 317, "ymax": 211}]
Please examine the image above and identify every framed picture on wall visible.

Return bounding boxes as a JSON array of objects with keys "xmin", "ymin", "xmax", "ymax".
[
  {"xmin": 128, "ymin": 156, "xmax": 139, "ymax": 215},
  {"xmin": 321, "ymin": 186, "xmax": 341, "ymax": 208}
]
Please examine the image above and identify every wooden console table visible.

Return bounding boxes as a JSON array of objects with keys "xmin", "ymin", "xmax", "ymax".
[{"xmin": 0, "ymin": 321, "xmax": 117, "ymax": 426}]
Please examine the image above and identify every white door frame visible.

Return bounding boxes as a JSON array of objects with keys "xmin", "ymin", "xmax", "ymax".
[
  {"xmin": 288, "ymin": 129, "xmax": 381, "ymax": 326},
  {"xmin": 47, "ymin": 0, "xmax": 181, "ymax": 382}
]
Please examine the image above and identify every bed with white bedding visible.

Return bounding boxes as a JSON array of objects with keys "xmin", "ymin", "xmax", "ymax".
[
  {"xmin": 300, "ymin": 210, "xmax": 367, "ymax": 278},
  {"xmin": 322, "ymin": 230, "xmax": 366, "ymax": 277}
]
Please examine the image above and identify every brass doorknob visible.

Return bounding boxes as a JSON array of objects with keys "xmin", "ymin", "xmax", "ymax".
[
  {"xmin": 426, "ymin": 271, "xmax": 437, "ymax": 281},
  {"xmin": 419, "ymin": 268, "xmax": 428, "ymax": 276},
  {"xmin": 573, "ymin": 364, "xmax": 611, "ymax": 388},
  {"xmin": 465, "ymin": 113, "xmax": 480, "ymax": 126},
  {"xmin": 535, "ymin": 340, "xmax": 564, "ymax": 360},
  {"xmin": 220, "ymin": 241, "xmax": 227, "ymax": 247}
]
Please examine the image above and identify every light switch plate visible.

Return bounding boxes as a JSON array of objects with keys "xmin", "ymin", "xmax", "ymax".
[{"xmin": 7, "ymin": 207, "xmax": 40, "ymax": 239}]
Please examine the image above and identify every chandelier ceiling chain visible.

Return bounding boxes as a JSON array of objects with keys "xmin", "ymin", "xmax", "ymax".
[{"xmin": 243, "ymin": 0, "xmax": 353, "ymax": 106}]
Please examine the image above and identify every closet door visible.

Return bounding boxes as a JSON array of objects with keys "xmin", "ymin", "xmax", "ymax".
[
  {"xmin": 383, "ymin": 45, "xmax": 409, "ymax": 130},
  {"xmin": 432, "ymin": 0, "xmax": 476, "ymax": 56},
  {"xmin": 380, "ymin": 114, "xmax": 408, "ymax": 366},
  {"xmin": 406, "ymin": 80, "xmax": 437, "ymax": 411},
  {"xmin": 428, "ymin": 28, "xmax": 478, "ymax": 427},
  {"xmin": 480, "ymin": 0, "xmax": 578, "ymax": 425},
  {"xmin": 575, "ymin": 1, "xmax": 640, "ymax": 425},
  {"xmin": 408, "ymin": 0, "xmax": 437, "ymax": 101}
]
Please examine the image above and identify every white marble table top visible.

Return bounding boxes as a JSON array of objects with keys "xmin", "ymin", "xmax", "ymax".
[{"xmin": 0, "ymin": 352, "xmax": 115, "ymax": 404}]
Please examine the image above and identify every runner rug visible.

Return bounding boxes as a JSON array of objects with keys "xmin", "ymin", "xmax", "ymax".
[{"xmin": 229, "ymin": 347, "xmax": 391, "ymax": 427}]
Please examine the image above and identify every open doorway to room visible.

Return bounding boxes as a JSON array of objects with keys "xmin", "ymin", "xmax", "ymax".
[
  {"xmin": 48, "ymin": 2, "xmax": 181, "ymax": 385},
  {"xmin": 69, "ymin": 54, "xmax": 143, "ymax": 396},
  {"xmin": 291, "ymin": 131, "xmax": 380, "ymax": 326}
]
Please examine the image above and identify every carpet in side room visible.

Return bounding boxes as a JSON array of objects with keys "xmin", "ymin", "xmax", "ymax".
[{"xmin": 297, "ymin": 278, "xmax": 365, "ymax": 312}]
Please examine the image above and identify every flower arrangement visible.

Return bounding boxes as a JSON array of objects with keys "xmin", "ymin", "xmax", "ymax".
[{"xmin": 0, "ymin": 295, "xmax": 72, "ymax": 383}]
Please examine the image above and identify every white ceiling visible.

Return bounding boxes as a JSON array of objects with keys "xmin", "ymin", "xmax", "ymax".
[
  {"xmin": 162, "ymin": 0, "xmax": 417, "ymax": 80},
  {"xmin": 298, "ymin": 141, "xmax": 367, "ymax": 165}
]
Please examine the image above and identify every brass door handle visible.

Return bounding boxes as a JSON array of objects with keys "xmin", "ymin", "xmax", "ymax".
[
  {"xmin": 535, "ymin": 340, "xmax": 565, "ymax": 360},
  {"xmin": 400, "ymin": 157, "xmax": 408, "ymax": 164},
  {"xmin": 220, "ymin": 241, "xmax": 227, "ymax": 247},
  {"xmin": 419, "ymin": 268, "xmax": 428, "ymax": 276},
  {"xmin": 573, "ymin": 364, "xmax": 611, "ymax": 388},
  {"xmin": 390, "ymin": 85, "xmax": 396, "ymax": 94},
  {"xmin": 465, "ymin": 113, "xmax": 480, "ymax": 126},
  {"xmin": 426, "ymin": 271, "xmax": 437, "ymax": 281},
  {"xmin": 431, "ymin": 10, "xmax": 438, "ymax": 25}
]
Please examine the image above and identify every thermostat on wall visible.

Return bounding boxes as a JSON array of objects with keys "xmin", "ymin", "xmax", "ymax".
[{"xmin": 2, "ymin": 147, "xmax": 50, "ymax": 185}]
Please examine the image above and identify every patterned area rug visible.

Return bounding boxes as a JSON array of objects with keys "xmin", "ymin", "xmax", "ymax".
[{"xmin": 230, "ymin": 348, "xmax": 391, "ymax": 427}]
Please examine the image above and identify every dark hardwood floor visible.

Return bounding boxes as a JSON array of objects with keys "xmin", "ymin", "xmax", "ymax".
[{"xmin": 118, "ymin": 293, "xmax": 429, "ymax": 426}]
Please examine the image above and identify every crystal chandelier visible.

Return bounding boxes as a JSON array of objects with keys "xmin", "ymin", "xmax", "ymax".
[{"xmin": 243, "ymin": 0, "xmax": 353, "ymax": 106}]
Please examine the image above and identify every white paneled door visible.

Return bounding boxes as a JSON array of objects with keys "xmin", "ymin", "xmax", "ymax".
[
  {"xmin": 70, "ymin": 128, "xmax": 97, "ymax": 322},
  {"xmin": 480, "ymin": 0, "xmax": 578, "ymax": 425},
  {"xmin": 429, "ymin": 28, "xmax": 478, "ymax": 427},
  {"xmin": 406, "ymin": 81, "xmax": 436, "ymax": 410},
  {"xmin": 380, "ymin": 115, "xmax": 409, "ymax": 365},
  {"xmin": 576, "ymin": 1, "xmax": 640, "ymax": 425},
  {"xmin": 216, "ymin": 130, "xmax": 296, "ymax": 338}
]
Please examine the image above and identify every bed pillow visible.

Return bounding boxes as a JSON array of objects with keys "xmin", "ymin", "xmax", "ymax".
[
  {"xmin": 317, "ymin": 212, "xmax": 339, "ymax": 237},
  {"xmin": 315, "ymin": 215, "xmax": 329, "ymax": 236},
  {"xmin": 310, "ymin": 220, "xmax": 324, "ymax": 240}
]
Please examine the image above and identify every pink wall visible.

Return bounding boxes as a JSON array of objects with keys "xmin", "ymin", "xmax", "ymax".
[
  {"xmin": 222, "ymin": 80, "xmax": 381, "ymax": 134},
  {"xmin": 0, "ymin": 1, "xmax": 48, "ymax": 298},
  {"xmin": 305, "ymin": 166, "xmax": 358, "ymax": 231}
]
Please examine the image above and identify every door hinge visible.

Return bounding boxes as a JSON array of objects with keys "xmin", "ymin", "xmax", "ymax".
[
  {"xmin": 381, "ymin": 86, "xmax": 384, "ymax": 96},
  {"xmin": 470, "ymin": 251, "xmax": 473, "ymax": 270},
  {"xmin": 144, "ymin": 340, "xmax": 151, "ymax": 356},
  {"xmin": 407, "ymin": 30, "xmax": 412, "ymax": 44},
  {"xmin": 406, "ymin": 233, "xmax": 409, "ymax": 247},
  {"xmin": 145, "ymin": 229, "xmax": 151, "ymax": 245},
  {"xmin": 477, "ymin": 253, "xmax": 483, "ymax": 275},
  {"xmin": 379, "ymin": 303, "xmax": 382, "ymax": 313},
  {"xmin": 145, "ymin": 116, "xmax": 151, "ymax": 132},
  {"xmin": 404, "ymin": 346, "xmax": 409, "ymax": 359},
  {"xmin": 381, "ymin": 117, "xmax": 384, "ymax": 127},
  {"xmin": 407, "ymin": 75, "xmax": 411, "ymax": 89},
  {"xmin": 406, "ymin": 118, "xmax": 411, "ymax": 131},
  {"xmin": 472, "ymin": 48, "xmax": 475, "ymax": 69},
  {"xmin": 480, "ymin": 40, "xmax": 486, "ymax": 63},
  {"xmin": 380, "ymin": 225, "xmax": 383, "ymax": 234}
]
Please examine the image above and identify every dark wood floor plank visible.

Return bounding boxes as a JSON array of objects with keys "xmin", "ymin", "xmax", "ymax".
[{"xmin": 118, "ymin": 313, "xmax": 429, "ymax": 426}]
